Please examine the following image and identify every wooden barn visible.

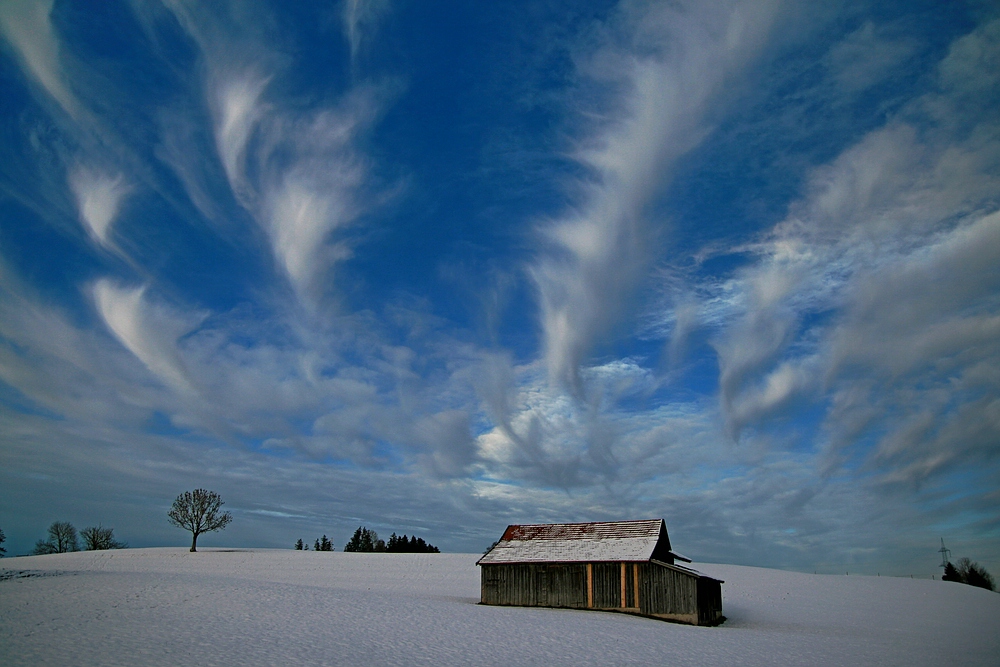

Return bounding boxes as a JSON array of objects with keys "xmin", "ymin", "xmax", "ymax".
[{"xmin": 477, "ymin": 519, "xmax": 723, "ymax": 625}]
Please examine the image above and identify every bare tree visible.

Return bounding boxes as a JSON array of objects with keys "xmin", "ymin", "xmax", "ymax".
[
  {"xmin": 33, "ymin": 521, "xmax": 79, "ymax": 554},
  {"xmin": 955, "ymin": 557, "xmax": 996, "ymax": 592},
  {"xmin": 80, "ymin": 525, "xmax": 127, "ymax": 550},
  {"xmin": 167, "ymin": 489, "xmax": 233, "ymax": 552}
]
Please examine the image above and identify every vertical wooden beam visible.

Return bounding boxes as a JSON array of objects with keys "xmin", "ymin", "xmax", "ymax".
[
  {"xmin": 633, "ymin": 563, "xmax": 640, "ymax": 609},
  {"xmin": 620, "ymin": 562, "xmax": 627, "ymax": 608},
  {"xmin": 586, "ymin": 563, "xmax": 593, "ymax": 608}
]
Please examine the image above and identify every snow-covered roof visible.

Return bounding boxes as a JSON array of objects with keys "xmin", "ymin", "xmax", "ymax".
[{"xmin": 478, "ymin": 519, "xmax": 689, "ymax": 565}]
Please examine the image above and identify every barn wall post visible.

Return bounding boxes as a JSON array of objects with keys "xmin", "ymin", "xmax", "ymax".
[
  {"xmin": 633, "ymin": 563, "xmax": 640, "ymax": 609},
  {"xmin": 586, "ymin": 562, "xmax": 593, "ymax": 608},
  {"xmin": 620, "ymin": 562, "xmax": 626, "ymax": 608}
]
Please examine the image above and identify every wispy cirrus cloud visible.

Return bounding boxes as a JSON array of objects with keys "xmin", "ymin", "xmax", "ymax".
[
  {"xmin": 825, "ymin": 20, "xmax": 918, "ymax": 94},
  {"xmin": 0, "ymin": 0, "xmax": 78, "ymax": 118},
  {"xmin": 660, "ymin": 17, "xmax": 1000, "ymax": 494},
  {"xmin": 213, "ymin": 72, "xmax": 271, "ymax": 201},
  {"xmin": 343, "ymin": 0, "xmax": 390, "ymax": 72},
  {"xmin": 1, "ymin": 0, "xmax": 996, "ymax": 575},
  {"xmin": 532, "ymin": 0, "xmax": 783, "ymax": 394},
  {"xmin": 68, "ymin": 167, "xmax": 131, "ymax": 248},
  {"xmin": 158, "ymin": 0, "xmax": 381, "ymax": 304},
  {"xmin": 93, "ymin": 280, "xmax": 200, "ymax": 398}
]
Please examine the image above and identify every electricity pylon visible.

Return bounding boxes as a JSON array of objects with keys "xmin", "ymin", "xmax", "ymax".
[{"xmin": 938, "ymin": 538, "xmax": 951, "ymax": 568}]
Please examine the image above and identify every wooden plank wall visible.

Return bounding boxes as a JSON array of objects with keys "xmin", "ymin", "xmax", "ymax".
[
  {"xmin": 481, "ymin": 563, "xmax": 587, "ymax": 608},
  {"xmin": 638, "ymin": 562, "xmax": 698, "ymax": 617},
  {"xmin": 481, "ymin": 561, "xmax": 713, "ymax": 624},
  {"xmin": 591, "ymin": 562, "xmax": 620, "ymax": 608},
  {"xmin": 548, "ymin": 563, "xmax": 587, "ymax": 608},
  {"xmin": 697, "ymin": 576, "xmax": 724, "ymax": 625}
]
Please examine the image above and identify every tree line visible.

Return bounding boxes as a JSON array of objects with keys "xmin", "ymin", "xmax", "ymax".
[
  {"xmin": 3, "ymin": 490, "xmax": 441, "ymax": 557},
  {"xmin": 293, "ymin": 526, "xmax": 440, "ymax": 553},
  {"xmin": 0, "ymin": 488, "xmax": 231, "ymax": 557},
  {"xmin": 295, "ymin": 535, "xmax": 334, "ymax": 551},
  {"xmin": 943, "ymin": 558, "xmax": 995, "ymax": 591},
  {"xmin": 17, "ymin": 521, "xmax": 128, "ymax": 555}
]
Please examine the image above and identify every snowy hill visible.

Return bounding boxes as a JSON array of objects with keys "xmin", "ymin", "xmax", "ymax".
[{"xmin": 1, "ymin": 549, "xmax": 997, "ymax": 666}]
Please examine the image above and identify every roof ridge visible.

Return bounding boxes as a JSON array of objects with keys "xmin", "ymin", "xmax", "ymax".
[
  {"xmin": 498, "ymin": 519, "xmax": 665, "ymax": 543},
  {"xmin": 506, "ymin": 518, "xmax": 661, "ymax": 528}
]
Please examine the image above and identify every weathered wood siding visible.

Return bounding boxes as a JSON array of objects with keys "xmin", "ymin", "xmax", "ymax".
[
  {"xmin": 548, "ymin": 563, "xmax": 587, "ymax": 608},
  {"xmin": 591, "ymin": 562, "xmax": 620, "ymax": 608},
  {"xmin": 481, "ymin": 560, "xmax": 718, "ymax": 625},
  {"xmin": 481, "ymin": 563, "xmax": 587, "ymax": 608},
  {"xmin": 697, "ymin": 576, "xmax": 724, "ymax": 625},
  {"xmin": 638, "ymin": 561, "xmax": 698, "ymax": 621}
]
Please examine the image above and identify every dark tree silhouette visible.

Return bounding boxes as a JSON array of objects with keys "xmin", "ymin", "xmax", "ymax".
[
  {"xmin": 942, "ymin": 558, "xmax": 996, "ymax": 591},
  {"xmin": 316, "ymin": 535, "xmax": 333, "ymax": 551},
  {"xmin": 956, "ymin": 558, "xmax": 996, "ymax": 591},
  {"xmin": 80, "ymin": 525, "xmax": 127, "ymax": 550},
  {"xmin": 386, "ymin": 532, "xmax": 440, "ymax": 553},
  {"xmin": 294, "ymin": 538, "xmax": 305, "ymax": 550},
  {"xmin": 33, "ymin": 521, "xmax": 79, "ymax": 554},
  {"xmin": 167, "ymin": 489, "xmax": 233, "ymax": 552},
  {"xmin": 344, "ymin": 526, "xmax": 383, "ymax": 552},
  {"xmin": 0, "ymin": 527, "xmax": 6, "ymax": 557}
]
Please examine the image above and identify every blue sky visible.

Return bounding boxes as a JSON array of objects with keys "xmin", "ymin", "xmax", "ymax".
[{"xmin": 1, "ymin": 0, "xmax": 998, "ymax": 574}]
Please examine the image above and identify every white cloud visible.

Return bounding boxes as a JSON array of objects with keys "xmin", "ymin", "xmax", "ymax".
[
  {"xmin": 658, "ymin": 17, "xmax": 1000, "ymax": 501},
  {"xmin": 343, "ymin": 0, "xmax": 390, "ymax": 71},
  {"xmin": 1, "ymin": 0, "xmax": 996, "ymax": 574},
  {"xmin": 213, "ymin": 72, "xmax": 270, "ymax": 200},
  {"xmin": 93, "ymin": 280, "xmax": 198, "ymax": 397},
  {"xmin": 533, "ymin": 0, "xmax": 782, "ymax": 393},
  {"xmin": 68, "ymin": 167, "xmax": 130, "ymax": 247},
  {"xmin": 258, "ymin": 108, "xmax": 366, "ymax": 298},
  {"xmin": 0, "ymin": 0, "xmax": 78, "ymax": 118},
  {"xmin": 156, "ymin": 2, "xmax": 378, "ymax": 303}
]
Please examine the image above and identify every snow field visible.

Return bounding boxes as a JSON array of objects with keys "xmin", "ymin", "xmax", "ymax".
[{"xmin": 1, "ymin": 549, "xmax": 997, "ymax": 666}]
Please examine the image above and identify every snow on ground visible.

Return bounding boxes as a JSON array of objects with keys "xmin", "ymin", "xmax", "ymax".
[{"xmin": 1, "ymin": 549, "xmax": 997, "ymax": 666}]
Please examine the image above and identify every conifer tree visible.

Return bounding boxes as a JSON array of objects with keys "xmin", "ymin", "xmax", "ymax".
[{"xmin": 344, "ymin": 526, "xmax": 379, "ymax": 552}]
